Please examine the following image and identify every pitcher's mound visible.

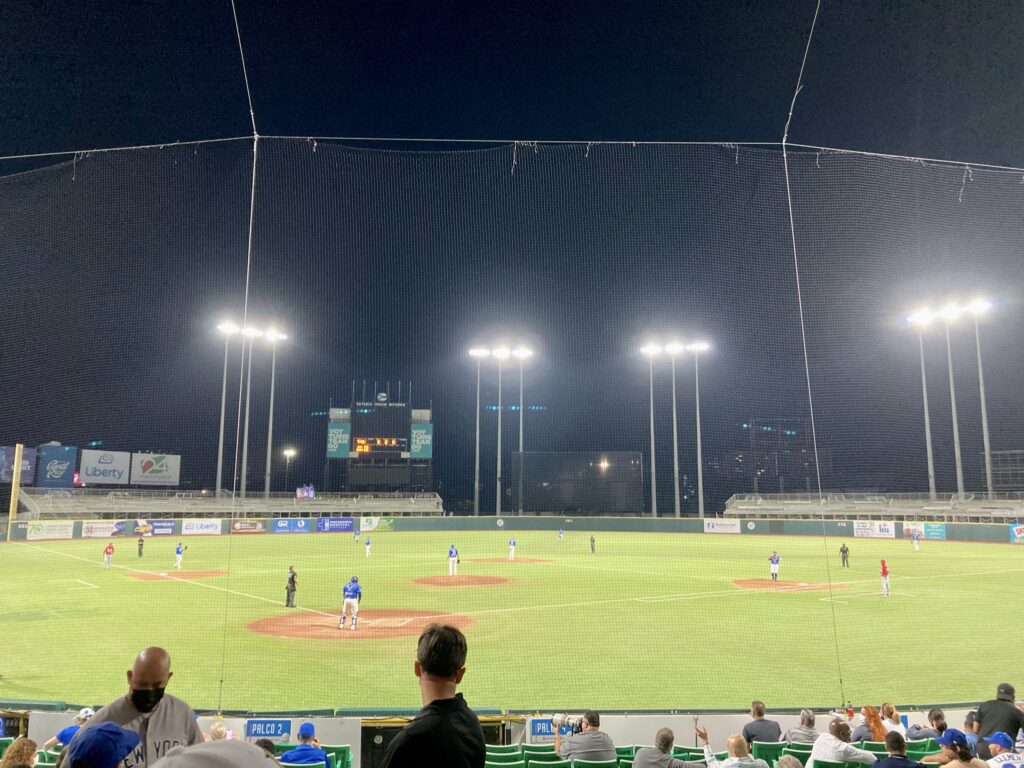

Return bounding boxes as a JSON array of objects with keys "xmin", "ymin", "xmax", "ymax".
[
  {"xmin": 248, "ymin": 609, "xmax": 473, "ymax": 639},
  {"xmin": 130, "ymin": 570, "xmax": 226, "ymax": 581},
  {"xmin": 733, "ymin": 578, "xmax": 844, "ymax": 592},
  {"xmin": 413, "ymin": 575, "xmax": 508, "ymax": 588}
]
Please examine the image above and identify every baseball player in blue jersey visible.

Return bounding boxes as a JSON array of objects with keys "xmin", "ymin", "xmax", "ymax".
[
  {"xmin": 175, "ymin": 542, "xmax": 186, "ymax": 570},
  {"xmin": 448, "ymin": 544, "xmax": 459, "ymax": 576},
  {"xmin": 911, "ymin": 530, "xmax": 921, "ymax": 551},
  {"xmin": 339, "ymin": 576, "xmax": 362, "ymax": 631},
  {"xmin": 508, "ymin": 537, "xmax": 516, "ymax": 561},
  {"xmin": 768, "ymin": 550, "xmax": 781, "ymax": 581},
  {"xmin": 365, "ymin": 536, "xmax": 371, "ymax": 558}
]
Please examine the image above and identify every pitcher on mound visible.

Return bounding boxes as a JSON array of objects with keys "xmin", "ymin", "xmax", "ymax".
[{"xmin": 448, "ymin": 544, "xmax": 459, "ymax": 576}]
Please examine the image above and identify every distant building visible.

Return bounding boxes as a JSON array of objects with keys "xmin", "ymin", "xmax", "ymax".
[
  {"xmin": 732, "ymin": 418, "xmax": 828, "ymax": 494},
  {"xmin": 988, "ymin": 449, "xmax": 1024, "ymax": 491}
]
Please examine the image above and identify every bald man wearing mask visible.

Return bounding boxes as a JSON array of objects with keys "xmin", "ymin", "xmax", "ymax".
[{"xmin": 75, "ymin": 647, "xmax": 203, "ymax": 767}]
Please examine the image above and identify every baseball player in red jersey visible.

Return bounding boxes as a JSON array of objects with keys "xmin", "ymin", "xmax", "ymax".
[
  {"xmin": 103, "ymin": 542, "xmax": 115, "ymax": 569},
  {"xmin": 880, "ymin": 559, "xmax": 890, "ymax": 596}
]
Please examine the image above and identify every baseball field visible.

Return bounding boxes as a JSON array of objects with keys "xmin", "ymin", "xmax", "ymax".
[{"xmin": 2, "ymin": 528, "xmax": 1022, "ymax": 712}]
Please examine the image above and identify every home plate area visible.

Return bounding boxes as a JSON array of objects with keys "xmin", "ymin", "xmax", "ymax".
[{"xmin": 247, "ymin": 609, "xmax": 473, "ymax": 640}]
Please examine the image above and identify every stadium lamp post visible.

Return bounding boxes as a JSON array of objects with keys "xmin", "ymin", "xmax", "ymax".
[
  {"xmin": 966, "ymin": 299, "xmax": 995, "ymax": 499},
  {"xmin": 665, "ymin": 342, "xmax": 685, "ymax": 518},
  {"xmin": 215, "ymin": 321, "xmax": 240, "ymax": 498},
  {"xmin": 939, "ymin": 303, "xmax": 966, "ymax": 501},
  {"xmin": 907, "ymin": 309, "xmax": 938, "ymax": 501},
  {"xmin": 283, "ymin": 447, "xmax": 297, "ymax": 491},
  {"xmin": 263, "ymin": 328, "xmax": 288, "ymax": 498},
  {"xmin": 239, "ymin": 325, "xmax": 263, "ymax": 498},
  {"xmin": 468, "ymin": 348, "xmax": 491, "ymax": 516},
  {"xmin": 513, "ymin": 346, "xmax": 533, "ymax": 516},
  {"xmin": 493, "ymin": 346, "xmax": 511, "ymax": 516},
  {"xmin": 640, "ymin": 343, "xmax": 662, "ymax": 517},
  {"xmin": 687, "ymin": 342, "xmax": 710, "ymax": 519}
]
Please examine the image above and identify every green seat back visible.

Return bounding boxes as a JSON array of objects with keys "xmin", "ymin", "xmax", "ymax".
[
  {"xmin": 485, "ymin": 762, "xmax": 525, "ymax": 768},
  {"xmin": 615, "ymin": 746, "xmax": 636, "ymax": 758},
  {"xmin": 753, "ymin": 741, "xmax": 787, "ymax": 764},
  {"xmin": 320, "ymin": 744, "xmax": 351, "ymax": 768},
  {"xmin": 619, "ymin": 760, "xmax": 634, "ymax": 768},
  {"xmin": 526, "ymin": 755, "xmax": 567, "ymax": 768},
  {"xmin": 488, "ymin": 744, "xmax": 524, "ymax": 754},
  {"xmin": 573, "ymin": 761, "xmax": 619, "ymax": 768},
  {"xmin": 781, "ymin": 748, "xmax": 809, "ymax": 766},
  {"xmin": 814, "ymin": 760, "xmax": 847, "ymax": 768},
  {"xmin": 487, "ymin": 752, "xmax": 527, "ymax": 763},
  {"xmin": 524, "ymin": 745, "xmax": 557, "ymax": 754},
  {"xmin": 859, "ymin": 742, "xmax": 889, "ymax": 754}
]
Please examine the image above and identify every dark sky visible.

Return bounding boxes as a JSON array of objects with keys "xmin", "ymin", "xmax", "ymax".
[{"xmin": 1, "ymin": 1, "xmax": 1023, "ymax": 511}]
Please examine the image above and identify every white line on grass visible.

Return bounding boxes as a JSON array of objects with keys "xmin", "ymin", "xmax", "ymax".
[{"xmin": 73, "ymin": 579, "xmax": 99, "ymax": 589}]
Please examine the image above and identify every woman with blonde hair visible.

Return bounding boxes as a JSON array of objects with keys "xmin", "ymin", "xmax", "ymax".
[
  {"xmin": 882, "ymin": 703, "xmax": 907, "ymax": 735},
  {"xmin": 852, "ymin": 706, "xmax": 887, "ymax": 742},
  {"xmin": 0, "ymin": 736, "xmax": 38, "ymax": 768}
]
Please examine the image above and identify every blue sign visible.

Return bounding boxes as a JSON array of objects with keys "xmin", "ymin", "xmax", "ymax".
[
  {"xmin": 245, "ymin": 719, "xmax": 292, "ymax": 739},
  {"xmin": 36, "ymin": 445, "xmax": 77, "ymax": 488},
  {"xmin": 316, "ymin": 517, "xmax": 354, "ymax": 533},
  {"xmin": 410, "ymin": 424, "xmax": 433, "ymax": 459},
  {"xmin": 0, "ymin": 447, "xmax": 37, "ymax": 485},
  {"xmin": 132, "ymin": 519, "xmax": 176, "ymax": 537},
  {"xmin": 272, "ymin": 518, "xmax": 312, "ymax": 534},
  {"xmin": 326, "ymin": 422, "xmax": 351, "ymax": 458},
  {"xmin": 530, "ymin": 720, "xmax": 573, "ymax": 739}
]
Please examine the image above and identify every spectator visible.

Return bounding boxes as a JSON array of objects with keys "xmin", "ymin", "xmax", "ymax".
[
  {"xmin": 694, "ymin": 725, "xmax": 769, "ymax": 768},
  {"xmin": 934, "ymin": 729, "xmax": 987, "ymax": 768},
  {"xmin": 78, "ymin": 646, "xmax": 203, "ymax": 767},
  {"xmin": 779, "ymin": 757, "xmax": 804, "ymax": 768},
  {"xmin": 556, "ymin": 712, "xmax": 616, "ymax": 763},
  {"xmin": 208, "ymin": 721, "xmax": 228, "ymax": 741},
  {"xmin": 150, "ymin": 740, "xmax": 280, "ymax": 767},
  {"xmin": 633, "ymin": 728, "xmax": 705, "ymax": 768},
  {"xmin": 42, "ymin": 708, "xmax": 95, "ymax": 750},
  {"xmin": 742, "ymin": 701, "xmax": 782, "ymax": 746},
  {"xmin": 279, "ymin": 723, "xmax": 332, "ymax": 767},
  {"xmin": 873, "ymin": 731, "xmax": 922, "ymax": 768},
  {"xmin": 983, "ymin": 732, "xmax": 1022, "ymax": 768},
  {"xmin": 908, "ymin": 709, "xmax": 947, "ymax": 742},
  {"xmin": 854, "ymin": 707, "xmax": 889, "ymax": 743},
  {"xmin": 883, "ymin": 704, "xmax": 908, "ymax": 736},
  {"xmin": 0, "ymin": 737, "xmax": 38, "ymax": 768},
  {"xmin": 807, "ymin": 718, "xmax": 877, "ymax": 768},
  {"xmin": 379, "ymin": 624, "xmax": 486, "ymax": 768},
  {"xmin": 967, "ymin": 713, "xmax": 981, "ymax": 757},
  {"xmin": 977, "ymin": 685, "xmax": 1024, "ymax": 760},
  {"xmin": 784, "ymin": 710, "xmax": 821, "ymax": 744},
  {"xmin": 65, "ymin": 722, "xmax": 141, "ymax": 768},
  {"xmin": 254, "ymin": 739, "xmax": 278, "ymax": 759}
]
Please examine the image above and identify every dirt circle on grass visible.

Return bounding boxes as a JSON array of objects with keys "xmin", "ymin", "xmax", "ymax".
[
  {"xmin": 247, "ymin": 609, "xmax": 473, "ymax": 640},
  {"xmin": 732, "ymin": 578, "xmax": 846, "ymax": 592},
  {"xmin": 413, "ymin": 575, "xmax": 509, "ymax": 588},
  {"xmin": 468, "ymin": 557, "xmax": 552, "ymax": 564},
  {"xmin": 129, "ymin": 570, "xmax": 226, "ymax": 581}
]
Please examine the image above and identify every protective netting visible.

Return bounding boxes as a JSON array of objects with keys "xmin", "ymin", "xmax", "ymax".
[{"xmin": 1, "ymin": 139, "xmax": 1022, "ymax": 711}]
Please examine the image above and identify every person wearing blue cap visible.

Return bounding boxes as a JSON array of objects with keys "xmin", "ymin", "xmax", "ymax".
[
  {"xmin": 984, "ymin": 733, "xmax": 1021, "ymax": 768},
  {"xmin": 935, "ymin": 729, "xmax": 987, "ymax": 768},
  {"xmin": 65, "ymin": 722, "xmax": 140, "ymax": 768},
  {"xmin": 279, "ymin": 722, "xmax": 333, "ymax": 767}
]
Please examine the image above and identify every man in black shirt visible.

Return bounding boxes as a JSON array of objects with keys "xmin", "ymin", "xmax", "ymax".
[
  {"xmin": 840, "ymin": 544, "xmax": 849, "ymax": 567},
  {"xmin": 286, "ymin": 566, "xmax": 297, "ymax": 607},
  {"xmin": 975, "ymin": 683, "xmax": 1024, "ymax": 759},
  {"xmin": 380, "ymin": 624, "xmax": 485, "ymax": 768},
  {"xmin": 874, "ymin": 731, "xmax": 922, "ymax": 768}
]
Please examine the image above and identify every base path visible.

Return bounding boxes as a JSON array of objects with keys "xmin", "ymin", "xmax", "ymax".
[
  {"xmin": 130, "ymin": 570, "xmax": 226, "ymax": 581},
  {"xmin": 248, "ymin": 609, "xmax": 473, "ymax": 640},
  {"xmin": 732, "ymin": 578, "xmax": 846, "ymax": 592},
  {"xmin": 468, "ymin": 557, "xmax": 551, "ymax": 564},
  {"xmin": 413, "ymin": 575, "xmax": 509, "ymax": 588}
]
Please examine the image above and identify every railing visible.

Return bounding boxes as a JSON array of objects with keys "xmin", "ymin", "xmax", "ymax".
[{"xmin": 723, "ymin": 491, "xmax": 1024, "ymax": 523}]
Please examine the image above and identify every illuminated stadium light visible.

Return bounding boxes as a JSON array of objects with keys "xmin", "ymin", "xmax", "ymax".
[
  {"xmin": 242, "ymin": 326, "xmax": 263, "ymax": 338},
  {"xmin": 468, "ymin": 347, "xmax": 491, "ymax": 358},
  {"xmin": 966, "ymin": 297, "xmax": 993, "ymax": 316},
  {"xmin": 939, "ymin": 302, "xmax": 963, "ymax": 321},
  {"xmin": 264, "ymin": 328, "xmax": 288, "ymax": 342},
  {"xmin": 686, "ymin": 341, "xmax": 711, "ymax": 353},
  {"xmin": 512, "ymin": 346, "xmax": 533, "ymax": 359},
  {"xmin": 640, "ymin": 343, "xmax": 663, "ymax": 357},
  {"xmin": 664, "ymin": 341, "xmax": 685, "ymax": 355},
  {"xmin": 598, "ymin": 458, "xmax": 611, "ymax": 471},
  {"xmin": 216, "ymin": 321, "xmax": 240, "ymax": 335},
  {"xmin": 491, "ymin": 346, "xmax": 512, "ymax": 360},
  {"xmin": 906, "ymin": 308, "xmax": 934, "ymax": 326}
]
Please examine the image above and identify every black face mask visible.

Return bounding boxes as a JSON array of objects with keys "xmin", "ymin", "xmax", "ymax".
[{"xmin": 130, "ymin": 687, "xmax": 166, "ymax": 714}]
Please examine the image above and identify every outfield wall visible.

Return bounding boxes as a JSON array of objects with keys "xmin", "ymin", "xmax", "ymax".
[{"xmin": 7, "ymin": 515, "xmax": 1023, "ymax": 543}]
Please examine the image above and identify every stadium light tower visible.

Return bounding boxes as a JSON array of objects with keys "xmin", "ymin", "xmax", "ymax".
[
  {"xmin": 513, "ymin": 346, "xmax": 534, "ymax": 515},
  {"xmin": 468, "ymin": 348, "xmax": 491, "ymax": 516},
  {"xmin": 665, "ymin": 342, "xmax": 685, "ymax": 518},
  {"xmin": 687, "ymin": 342, "xmax": 711, "ymax": 519},
  {"xmin": 939, "ymin": 303, "xmax": 966, "ymax": 501},
  {"xmin": 906, "ymin": 308, "xmax": 938, "ymax": 501},
  {"xmin": 263, "ymin": 328, "xmax": 288, "ymax": 498},
  {"xmin": 239, "ymin": 325, "xmax": 263, "ymax": 498},
  {"xmin": 215, "ymin": 321, "xmax": 240, "ymax": 498},
  {"xmin": 283, "ymin": 447, "xmax": 297, "ymax": 491},
  {"xmin": 492, "ymin": 346, "xmax": 512, "ymax": 516},
  {"xmin": 967, "ymin": 298, "xmax": 995, "ymax": 499},
  {"xmin": 640, "ymin": 343, "xmax": 662, "ymax": 517}
]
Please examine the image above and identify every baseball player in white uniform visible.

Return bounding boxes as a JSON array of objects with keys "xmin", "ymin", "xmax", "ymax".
[
  {"xmin": 448, "ymin": 544, "xmax": 459, "ymax": 576},
  {"xmin": 339, "ymin": 576, "xmax": 362, "ymax": 631},
  {"xmin": 508, "ymin": 537, "xmax": 516, "ymax": 561},
  {"xmin": 365, "ymin": 536, "xmax": 371, "ymax": 558}
]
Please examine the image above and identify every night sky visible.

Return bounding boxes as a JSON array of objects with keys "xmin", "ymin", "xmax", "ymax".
[{"xmin": 2, "ymin": 1, "xmax": 1023, "ymax": 512}]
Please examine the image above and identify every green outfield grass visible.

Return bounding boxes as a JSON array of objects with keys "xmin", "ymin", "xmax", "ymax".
[{"xmin": 2, "ymin": 529, "xmax": 1021, "ymax": 712}]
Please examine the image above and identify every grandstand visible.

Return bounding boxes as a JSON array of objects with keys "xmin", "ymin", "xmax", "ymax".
[{"xmin": 724, "ymin": 492, "xmax": 1024, "ymax": 523}]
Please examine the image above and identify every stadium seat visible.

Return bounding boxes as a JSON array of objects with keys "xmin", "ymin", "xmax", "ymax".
[
  {"xmin": 486, "ymin": 752, "xmax": 527, "ymax": 763},
  {"xmin": 859, "ymin": 742, "xmax": 889, "ymax": 754},
  {"xmin": 615, "ymin": 745, "xmax": 637, "ymax": 759},
  {"xmin": 572, "ymin": 761, "xmax": 619, "ymax": 768},
  {"xmin": 485, "ymin": 761, "xmax": 525, "ymax": 768},
  {"xmin": 320, "ymin": 744, "xmax": 352, "ymax": 768},
  {"xmin": 781, "ymin": 747, "xmax": 809, "ymax": 765},
  {"xmin": 523, "ymin": 744, "xmax": 558, "ymax": 756},
  {"xmin": 619, "ymin": 760, "xmax": 634, "ymax": 768},
  {"xmin": 488, "ymin": 744, "xmax": 524, "ymax": 754},
  {"xmin": 525, "ymin": 754, "xmax": 567, "ymax": 768},
  {"xmin": 753, "ymin": 741, "xmax": 786, "ymax": 765},
  {"xmin": 673, "ymin": 746, "xmax": 707, "ymax": 759},
  {"xmin": 812, "ymin": 760, "xmax": 847, "ymax": 768}
]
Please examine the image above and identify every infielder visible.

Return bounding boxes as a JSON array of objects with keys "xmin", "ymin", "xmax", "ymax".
[
  {"xmin": 365, "ymin": 536, "xmax": 371, "ymax": 558},
  {"xmin": 508, "ymin": 537, "xmax": 516, "ymax": 561},
  {"xmin": 558, "ymin": 528, "xmax": 564, "ymax": 541},
  {"xmin": 768, "ymin": 550, "xmax": 781, "ymax": 581},
  {"xmin": 448, "ymin": 544, "xmax": 459, "ymax": 576},
  {"xmin": 175, "ymin": 542, "xmax": 186, "ymax": 569},
  {"xmin": 339, "ymin": 576, "xmax": 362, "ymax": 631},
  {"xmin": 880, "ymin": 559, "xmax": 890, "ymax": 596},
  {"xmin": 103, "ymin": 542, "xmax": 114, "ymax": 569},
  {"xmin": 911, "ymin": 531, "xmax": 921, "ymax": 551}
]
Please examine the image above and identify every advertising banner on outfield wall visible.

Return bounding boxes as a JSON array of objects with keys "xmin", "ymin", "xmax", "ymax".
[
  {"xmin": 854, "ymin": 520, "xmax": 896, "ymax": 538},
  {"xmin": 130, "ymin": 453, "xmax": 181, "ymax": 486},
  {"xmin": 80, "ymin": 450, "xmax": 131, "ymax": 485},
  {"xmin": 1011, "ymin": 524, "xmax": 1024, "ymax": 544},
  {"xmin": 82, "ymin": 520, "xmax": 129, "ymax": 538},
  {"xmin": 272, "ymin": 518, "xmax": 313, "ymax": 534},
  {"xmin": 36, "ymin": 445, "xmax": 77, "ymax": 488},
  {"xmin": 360, "ymin": 516, "xmax": 395, "ymax": 532},
  {"xmin": 703, "ymin": 518, "xmax": 742, "ymax": 534},
  {"xmin": 133, "ymin": 519, "xmax": 176, "ymax": 536},
  {"xmin": 25, "ymin": 520, "xmax": 75, "ymax": 541},
  {"xmin": 182, "ymin": 519, "xmax": 222, "ymax": 536},
  {"xmin": 410, "ymin": 424, "xmax": 433, "ymax": 459},
  {"xmin": 317, "ymin": 517, "xmax": 354, "ymax": 533},
  {"xmin": 326, "ymin": 422, "xmax": 351, "ymax": 458},
  {"xmin": 903, "ymin": 522, "xmax": 946, "ymax": 540},
  {"xmin": 229, "ymin": 519, "xmax": 267, "ymax": 534},
  {"xmin": 0, "ymin": 446, "xmax": 37, "ymax": 484}
]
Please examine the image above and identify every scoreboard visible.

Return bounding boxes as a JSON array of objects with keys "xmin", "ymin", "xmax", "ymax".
[{"xmin": 353, "ymin": 437, "xmax": 408, "ymax": 455}]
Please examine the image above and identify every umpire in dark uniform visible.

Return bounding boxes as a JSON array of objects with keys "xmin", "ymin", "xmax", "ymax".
[{"xmin": 286, "ymin": 566, "xmax": 298, "ymax": 607}]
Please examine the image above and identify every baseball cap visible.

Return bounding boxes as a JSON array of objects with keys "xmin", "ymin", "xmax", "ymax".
[
  {"xmin": 937, "ymin": 729, "xmax": 969, "ymax": 749},
  {"xmin": 66, "ymin": 722, "xmax": 140, "ymax": 767},
  {"xmin": 997, "ymin": 683, "xmax": 1016, "ymax": 701},
  {"xmin": 151, "ymin": 740, "xmax": 278, "ymax": 767},
  {"xmin": 78, "ymin": 707, "xmax": 95, "ymax": 719},
  {"xmin": 984, "ymin": 732, "xmax": 1015, "ymax": 751},
  {"xmin": 299, "ymin": 722, "xmax": 316, "ymax": 738}
]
